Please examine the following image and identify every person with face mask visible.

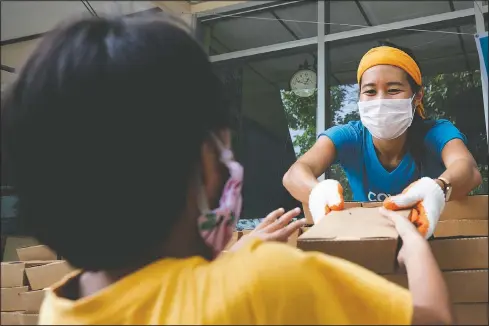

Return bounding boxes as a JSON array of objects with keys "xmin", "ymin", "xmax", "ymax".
[
  {"xmin": 283, "ymin": 42, "xmax": 482, "ymax": 239},
  {"xmin": 3, "ymin": 17, "xmax": 453, "ymax": 325}
]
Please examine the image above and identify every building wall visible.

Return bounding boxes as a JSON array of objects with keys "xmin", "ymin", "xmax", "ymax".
[{"xmin": 1, "ymin": 39, "xmax": 39, "ymax": 88}]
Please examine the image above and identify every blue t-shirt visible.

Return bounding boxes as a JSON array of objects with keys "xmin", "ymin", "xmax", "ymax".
[{"xmin": 320, "ymin": 119, "xmax": 466, "ymax": 202}]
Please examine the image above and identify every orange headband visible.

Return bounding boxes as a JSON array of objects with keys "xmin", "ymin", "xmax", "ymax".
[{"xmin": 357, "ymin": 46, "xmax": 425, "ymax": 118}]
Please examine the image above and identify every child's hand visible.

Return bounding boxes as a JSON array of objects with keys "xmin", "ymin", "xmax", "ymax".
[
  {"xmin": 379, "ymin": 207, "xmax": 430, "ymax": 266},
  {"xmin": 229, "ymin": 208, "xmax": 305, "ymax": 252}
]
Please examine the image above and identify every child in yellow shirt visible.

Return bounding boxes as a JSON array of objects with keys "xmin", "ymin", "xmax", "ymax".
[{"xmin": 2, "ymin": 14, "xmax": 452, "ymax": 325}]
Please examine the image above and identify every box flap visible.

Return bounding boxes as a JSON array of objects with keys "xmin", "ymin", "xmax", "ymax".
[
  {"xmin": 16, "ymin": 245, "xmax": 57, "ymax": 261},
  {"xmin": 299, "ymin": 207, "xmax": 409, "ymax": 241},
  {"xmin": 430, "ymin": 237, "xmax": 488, "ymax": 270},
  {"xmin": 0, "ymin": 286, "xmax": 28, "ymax": 312},
  {"xmin": 19, "ymin": 313, "xmax": 39, "ymax": 326},
  {"xmin": 19, "ymin": 290, "xmax": 47, "ymax": 313},
  {"xmin": 25, "ymin": 261, "xmax": 74, "ymax": 291},
  {"xmin": 1, "ymin": 312, "xmax": 22, "ymax": 326},
  {"xmin": 383, "ymin": 270, "xmax": 488, "ymax": 303},
  {"xmin": 453, "ymin": 303, "xmax": 488, "ymax": 325},
  {"xmin": 1, "ymin": 262, "xmax": 25, "ymax": 288},
  {"xmin": 302, "ymin": 202, "xmax": 362, "ymax": 225},
  {"xmin": 434, "ymin": 220, "xmax": 488, "ymax": 238},
  {"xmin": 440, "ymin": 195, "xmax": 488, "ymax": 221}
]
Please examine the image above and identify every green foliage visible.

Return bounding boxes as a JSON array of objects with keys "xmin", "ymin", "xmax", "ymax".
[
  {"xmin": 281, "ymin": 70, "xmax": 488, "ymax": 200},
  {"xmin": 423, "ymin": 71, "xmax": 482, "ymax": 121}
]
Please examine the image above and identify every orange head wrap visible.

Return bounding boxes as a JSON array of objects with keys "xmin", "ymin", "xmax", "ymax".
[{"xmin": 357, "ymin": 46, "xmax": 425, "ymax": 118}]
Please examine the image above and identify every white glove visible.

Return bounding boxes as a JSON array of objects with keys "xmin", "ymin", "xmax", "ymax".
[
  {"xmin": 308, "ymin": 179, "xmax": 344, "ymax": 224},
  {"xmin": 384, "ymin": 177, "xmax": 445, "ymax": 239}
]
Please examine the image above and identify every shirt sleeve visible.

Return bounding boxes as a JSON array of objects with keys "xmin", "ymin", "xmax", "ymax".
[
  {"xmin": 319, "ymin": 122, "xmax": 362, "ymax": 164},
  {"xmin": 242, "ymin": 241, "xmax": 412, "ymax": 325},
  {"xmin": 424, "ymin": 119, "xmax": 467, "ymax": 159}
]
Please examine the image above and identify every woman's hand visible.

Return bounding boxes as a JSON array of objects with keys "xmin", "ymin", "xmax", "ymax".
[
  {"xmin": 308, "ymin": 179, "xmax": 344, "ymax": 224},
  {"xmin": 383, "ymin": 177, "xmax": 445, "ymax": 239},
  {"xmin": 228, "ymin": 207, "xmax": 305, "ymax": 252}
]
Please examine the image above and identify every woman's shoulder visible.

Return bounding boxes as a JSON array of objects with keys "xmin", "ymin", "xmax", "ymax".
[
  {"xmin": 423, "ymin": 118, "xmax": 466, "ymax": 142},
  {"xmin": 319, "ymin": 120, "xmax": 365, "ymax": 146}
]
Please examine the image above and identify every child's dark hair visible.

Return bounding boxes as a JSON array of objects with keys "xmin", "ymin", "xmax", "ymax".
[{"xmin": 1, "ymin": 15, "xmax": 230, "ymax": 270}]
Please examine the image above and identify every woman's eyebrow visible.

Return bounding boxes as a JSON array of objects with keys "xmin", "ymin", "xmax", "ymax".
[
  {"xmin": 361, "ymin": 82, "xmax": 376, "ymax": 88},
  {"xmin": 386, "ymin": 81, "xmax": 405, "ymax": 86}
]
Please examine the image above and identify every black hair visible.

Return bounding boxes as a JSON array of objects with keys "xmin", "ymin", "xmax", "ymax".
[
  {"xmin": 374, "ymin": 41, "xmax": 435, "ymax": 172},
  {"xmin": 1, "ymin": 15, "xmax": 230, "ymax": 271}
]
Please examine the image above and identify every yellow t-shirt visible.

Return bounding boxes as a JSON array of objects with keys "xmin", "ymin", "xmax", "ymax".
[{"xmin": 40, "ymin": 238, "xmax": 412, "ymax": 325}]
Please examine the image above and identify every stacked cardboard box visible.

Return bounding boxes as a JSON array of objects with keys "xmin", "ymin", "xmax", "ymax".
[
  {"xmin": 1, "ymin": 244, "xmax": 74, "ymax": 325},
  {"xmin": 297, "ymin": 195, "xmax": 488, "ymax": 325}
]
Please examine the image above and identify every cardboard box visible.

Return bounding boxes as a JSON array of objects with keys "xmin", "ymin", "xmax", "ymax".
[
  {"xmin": 224, "ymin": 231, "xmax": 241, "ymax": 251},
  {"xmin": 25, "ymin": 261, "xmax": 74, "ymax": 291},
  {"xmin": 434, "ymin": 220, "xmax": 488, "ymax": 238},
  {"xmin": 19, "ymin": 290, "xmax": 46, "ymax": 313},
  {"xmin": 1, "ymin": 312, "xmax": 21, "ymax": 325},
  {"xmin": 241, "ymin": 230, "xmax": 252, "ymax": 236},
  {"xmin": 19, "ymin": 313, "xmax": 39, "ymax": 325},
  {"xmin": 383, "ymin": 270, "xmax": 488, "ymax": 303},
  {"xmin": 430, "ymin": 237, "xmax": 488, "ymax": 270},
  {"xmin": 297, "ymin": 207, "xmax": 411, "ymax": 274},
  {"xmin": 1, "ymin": 286, "xmax": 28, "ymax": 311},
  {"xmin": 1, "ymin": 263, "xmax": 25, "ymax": 288},
  {"xmin": 453, "ymin": 303, "xmax": 488, "ymax": 325},
  {"xmin": 302, "ymin": 195, "xmax": 487, "ymax": 225},
  {"xmin": 16, "ymin": 245, "xmax": 57, "ymax": 262},
  {"xmin": 440, "ymin": 195, "xmax": 488, "ymax": 221},
  {"xmin": 303, "ymin": 202, "xmax": 362, "ymax": 225},
  {"xmin": 2, "ymin": 237, "xmax": 40, "ymax": 262}
]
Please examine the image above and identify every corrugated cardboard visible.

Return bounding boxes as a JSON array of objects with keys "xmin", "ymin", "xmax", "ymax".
[
  {"xmin": 440, "ymin": 195, "xmax": 488, "ymax": 221},
  {"xmin": 1, "ymin": 263, "xmax": 25, "ymax": 288},
  {"xmin": 1, "ymin": 286, "xmax": 28, "ymax": 312},
  {"xmin": 298, "ymin": 207, "xmax": 411, "ymax": 274},
  {"xmin": 16, "ymin": 245, "xmax": 57, "ymax": 262},
  {"xmin": 19, "ymin": 290, "xmax": 46, "ymax": 313},
  {"xmin": 25, "ymin": 261, "xmax": 73, "ymax": 291},
  {"xmin": 19, "ymin": 313, "xmax": 39, "ymax": 325},
  {"xmin": 453, "ymin": 303, "xmax": 488, "ymax": 325},
  {"xmin": 24, "ymin": 260, "xmax": 60, "ymax": 268},
  {"xmin": 303, "ymin": 202, "xmax": 362, "ymax": 225},
  {"xmin": 241, "ymin": 229, "xmax": 252, "ymax": 236},
  {"xmin": 434, "ymin": 220, "xmax": 488, "ymax": 238},
  {"xmin": 2, "ymin": 237, "xmax": 39, "ymax": 262},
  {"xmin": 430, "ymin": 237, "xmax": 488, "ymax": 270},
  {"xmin": 224, "ymin": 231, "xmax": 241, "ymax": 251},
  {"xmin": 1, "ymin": 312, "xmax": 21, "ymax": 325},
  {"xmin": 383, "ymin": 270, "xmax": 488, "ymax": 303}
]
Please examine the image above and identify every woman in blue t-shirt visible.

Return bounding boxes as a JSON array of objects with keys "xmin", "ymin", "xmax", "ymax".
[{"xmin": 283, "ymin": 42, "xmax": 482, "ymax": 239}]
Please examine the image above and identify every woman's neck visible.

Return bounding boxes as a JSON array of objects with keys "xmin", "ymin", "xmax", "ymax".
[{"xmin": 372, "ymin": 133, "xmax": 408, "ymax": 170}]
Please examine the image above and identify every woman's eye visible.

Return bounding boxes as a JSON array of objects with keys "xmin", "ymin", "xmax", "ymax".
[
  {"xmin": 388, "ymin": 88, "xmax": 401, "ymax": 93},
  {"xmin": 363, "ymin": 89, "xmax": 376, "ymax": 95}
]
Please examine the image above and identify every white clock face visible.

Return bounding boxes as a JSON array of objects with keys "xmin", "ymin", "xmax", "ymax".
[{"xmin": 290, "ymin": 69, "xmax": 317, "ymax": 97}]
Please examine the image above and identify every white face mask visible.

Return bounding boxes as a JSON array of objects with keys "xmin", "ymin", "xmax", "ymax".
[{"xmin": 358, "ymin": 96, "xmax": 415, "ymax": 140}]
